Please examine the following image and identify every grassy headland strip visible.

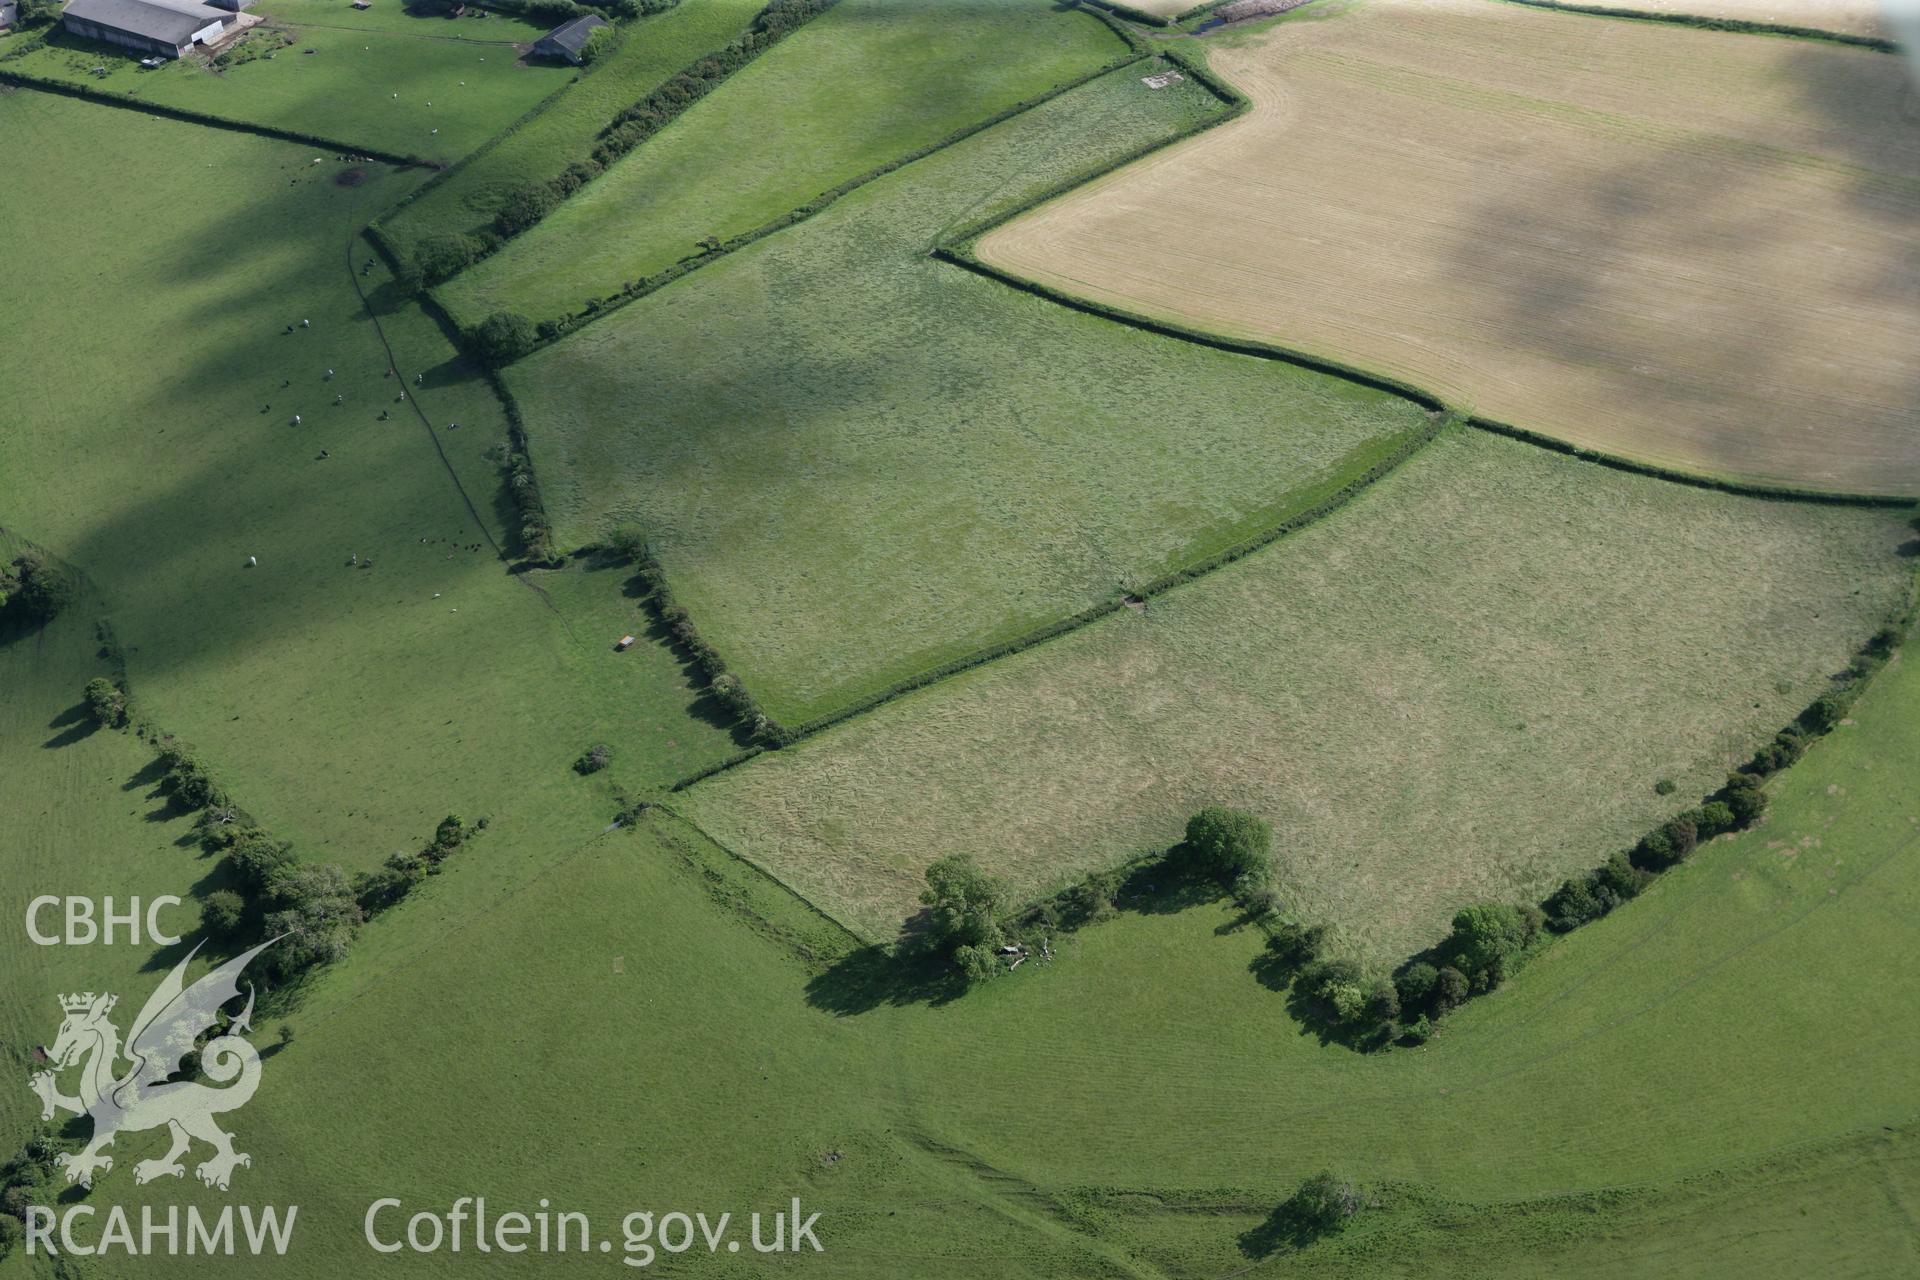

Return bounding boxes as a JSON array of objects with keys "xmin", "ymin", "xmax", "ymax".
[
  {"xmin": 647, "ymin": 806, "xmax": 864, "ymax": 963},
  {"xmin": 455, "ymin": 3, "xmax": 1153, "ymax": 348},
  {"xmin": 1490, "ymin": 0, "xmax": 1898, "ymax": 49},
  {"xmin": 0, "ymin": 71, "xmax": 431, "ymax": 167}
]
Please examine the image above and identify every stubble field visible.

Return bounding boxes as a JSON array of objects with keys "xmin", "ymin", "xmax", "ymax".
[{"xmin": 979, "ymin": 0, "xmax": 1920, "ymax": 494}]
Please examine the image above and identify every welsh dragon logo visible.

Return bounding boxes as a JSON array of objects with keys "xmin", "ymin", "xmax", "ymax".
[{"xmin": 28, "ymin": 938, "xmax": 278, "ymax": 1192}]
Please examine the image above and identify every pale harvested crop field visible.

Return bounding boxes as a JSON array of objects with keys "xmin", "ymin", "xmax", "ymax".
[
  {"xmin": 1560, "ymin": 0, "xmax": 1888, "ymax": 39},
  {"xmin": 979, "ymin": 0, "xmax": 1920, "ymax": 494},
  {"xmin": 680, "ymin": 429, "xmax": 1914, "ymax": 959}
]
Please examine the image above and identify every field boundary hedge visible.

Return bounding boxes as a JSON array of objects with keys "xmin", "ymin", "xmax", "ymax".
[
  {"xmin": 632, "ymin": 38, "xmax": 1455, "ymax": 766},
  {"xmin": 366, "ymin": 71, "xmax": 584, "ymax": 257},
  {"xmin": 391, "ymin": 0, "xmax": 839, "ymax": 297},
  {"xmin": 772, "ymin": 415, "xmax": 1448, "ymax": 745},
  {"xmin": 1466, "ymin": 415, "xmax": 1916, "ymax": 508},
  {"xmin": 0, "ymin": 71, "xmax": 431, "ymax": 166},
  {"xmin": 649, "ymin": 805, "xmax": 866, "ymax": 949},
  {"xmin": 466, "ymin": 3, "xmax": 1152, "ymax": 351},
  {"xmin": 366, "ymin": 0, "xmax": 755, "ymax": 259},
  {"xmin": 1354, "ymin": 561, "xmax": 1920, "ymax": 1044},
  {"xmin": 941, "ymin": 41, "xmax": 1914, "ymax": 511},
  {"xmin": 655, "ymin": 24, "xmax": 1907, "ymax": 776},
  {"xmin": 662, "ymin": 411, "xmax": 1447, "ymax": 777},
  {"xmin": 1490, "ymin": 0, "xmax": 1898, "ymax": 50}
]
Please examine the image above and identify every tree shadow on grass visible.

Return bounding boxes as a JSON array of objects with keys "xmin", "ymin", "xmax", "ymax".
[
  {"xmin": 803, "ymin": 942, "xmax": 968, "ymax": 1016},
  {"xmin": 805, "ymin": 856, "xmax": 1233, "ymax": 1017},
  {"xmin": 1237, "ymin": 1203, "xmax": 1320, "ymax": 1260},
  {"xmin": 43, "ymin": 703, "xmax": 98, "ymax": 749},
  {"xmin": 122, "ymin": 757, "xmax": 168, "ymax": 793}
]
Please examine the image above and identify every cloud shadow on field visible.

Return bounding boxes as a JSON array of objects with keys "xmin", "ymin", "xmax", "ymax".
[{"xmin": 1434, "ymin": 33, "xmax": 1920, "ymax": 489}]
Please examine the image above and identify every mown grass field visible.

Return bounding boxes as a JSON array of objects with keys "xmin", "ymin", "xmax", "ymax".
[
  {"xmin": 374, "ymin": 0, "xmax": 767, "ymax": 263},
  {"xmin": 681, "ymin": 428, "xmax": 1914, "ymax": 955},
  {"xmin": 0, "ymin": 90, "xmax": 734, "ymax": 879},
  {"xmin": 981, "ymin": 0, "xmax": 1920, "ymax": 494},
  {"xmin": 67, "ymin": 591, "xmax": 1920, "ymax": 1278},
  {"xmin": 506, "ymin": 67, "xmax": 1433, "ymax": 725},
  {"xmin": 436, "ymin": 0, "xmax": 1129, "ymax": 328},
  {"xmin": 2, "ymin": 0, "xmax": 569, "ymax": 163}
]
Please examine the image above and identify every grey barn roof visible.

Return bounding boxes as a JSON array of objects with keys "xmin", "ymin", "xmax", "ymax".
[
  {"xmin": 536, "ymin": 13, "xmax": 604, "ymax": 56},
  {"xmin": 65, "ymin": 0, "xmax": 228, "ymax": 43}
]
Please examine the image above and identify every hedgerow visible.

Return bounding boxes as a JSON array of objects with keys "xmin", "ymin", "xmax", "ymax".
[
  {"xmin": 69, "ymin": 688, "xmax": 381, "ymax": 985},
  {"xmin": 479, "ymin": 378, "xmax": 556, "ymax": 562},
  {"xmin": 608, "ymin": 535, "xmax": 782, "ymax": 744},
  {"xmin": 352, "ymin": 814, "xmax": 479, "ymax": 914},
  {"xmin": 385, "ymin": 0, "xmax": 836, "ymax": 300},
  {"xmin": 1492, "ymin": 0, "xmax": 1897, "ymax": 50},
  {"xmin": 0, "ymin": 71, "xmax": 428, "ymax": 166},
  {"xmin": 1259, "ymin": 564, "xmax": 1918, "ymax": 1048},
  {"xmin": 446, "ymin": 2, "xmax": 1153, "ymax": 357}
]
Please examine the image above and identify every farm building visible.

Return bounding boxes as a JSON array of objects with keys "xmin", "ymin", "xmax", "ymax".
[
  {"xmin": 61, "ymin": 0, "xmax": 232, "ymax": 57},
  {"xmin": 532, "ymin": 13, "xmax": 604, "ymax": 64},
  {"xmin": 0, "ymin": 1, "xmax": 17, "ymax": 30}
]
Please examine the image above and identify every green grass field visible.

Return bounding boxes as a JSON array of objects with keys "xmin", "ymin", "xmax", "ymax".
[
  {"xmin": 0, "ymin": 90, "xmax": 734, "ymax": 876},
  {"xmin": 681, "ymin": 428, "xmax": 1914, "ymax": 954},
  {"xmin": 0, "ymin": 557, "xmax": 218, "ymax": 1141},
  {"xmin": 436, "ymin": 0, "xmax": 1130, "ymax": 327},
  {"xmin": 374, "ymin": 0, "xmax": 768, "ymax": 262},
  {"xmin": 3, "ymin": 9, "xmax": 1918, "ymax": 1275},
  {"xmin": 57, "ymin": 580, "xmax": 1920, "ymax": 1278},
  {"xmin": 2, "ymin": 0, "xmax": 570, "ymax": 163},
  {"xmin": 505, "ymin": 66, "xmax": 1433, "ymax": 725}
]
